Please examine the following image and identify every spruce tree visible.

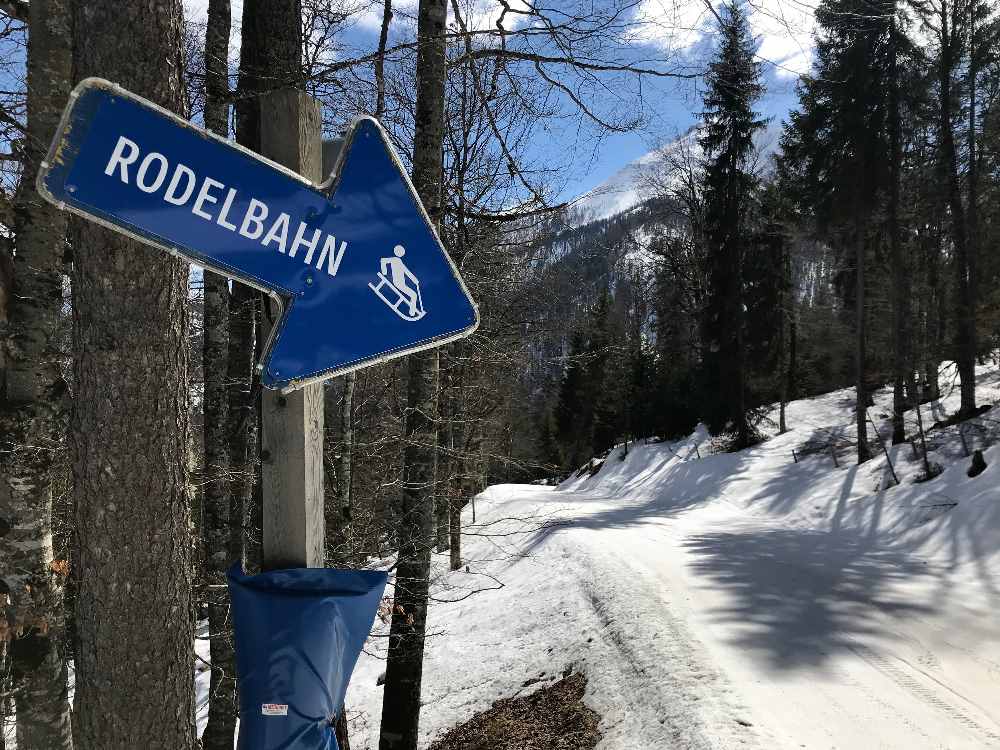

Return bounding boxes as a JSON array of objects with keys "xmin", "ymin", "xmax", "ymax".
[
  {"xmin": 779, "ymin": 0, "xmax": 893, "ymax": 462},
  {"xmin": 588, "ymin": 291, "xmax": 625, "ymax": 457},
  {"xmin": 699, "ymin": 1, "xmax": 766, "ymax": 449},
  {"xmin": 555, "ymin": 329, "xmax": 590, "ymax": 470}
]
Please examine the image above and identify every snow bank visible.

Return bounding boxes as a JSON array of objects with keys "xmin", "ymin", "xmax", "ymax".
[
  {"xmin": 566, "ymin": 364, "xmax": 1000, "ymax": 573},
  {"xmin": 340, "ymin": 363, "xmax": 999, "ymax": 749}
]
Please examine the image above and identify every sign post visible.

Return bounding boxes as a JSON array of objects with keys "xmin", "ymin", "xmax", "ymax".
[
  {"xmin": 39, "ymin": 77, "xmax": 478, "ymax": 749},
  {"xmin": 257, "ymin": 88, "xmax": 325, "ymax": 570}
]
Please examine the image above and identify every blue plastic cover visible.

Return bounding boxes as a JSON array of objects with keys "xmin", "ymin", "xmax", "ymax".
[{"xmin": 227, "ymin": 565, "xmax": 388, "ymax": 750}]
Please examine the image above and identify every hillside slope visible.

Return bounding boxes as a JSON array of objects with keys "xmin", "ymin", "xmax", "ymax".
[{"xmin": 345, "ymin": 365, "xmax": 1000, "ymax": 749}]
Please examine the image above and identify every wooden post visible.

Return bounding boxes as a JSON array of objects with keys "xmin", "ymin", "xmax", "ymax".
[{"xmin": 258, "ymin": 89, "xmax": 325, "ymax": 570}]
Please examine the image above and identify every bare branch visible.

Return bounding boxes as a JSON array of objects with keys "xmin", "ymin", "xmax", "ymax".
[
  {"xmin": 455, "ymin": 48, "xmax": 699, "ymax": 79},
  {"xmin": 0, "ymin": 0, "xmax": 27, "ymax": 23}
]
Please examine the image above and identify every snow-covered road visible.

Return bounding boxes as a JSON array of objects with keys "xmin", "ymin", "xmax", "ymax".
[
  {"xmin": 572, "ymin": 491, "xmax": 999, "ymax": 749},
  {"xmin": 346, "ymin": 374, "xmax": 1000, "ymax": 749}
]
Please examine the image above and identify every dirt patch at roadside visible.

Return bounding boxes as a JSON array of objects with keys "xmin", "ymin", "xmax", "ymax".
[{"xmin": 428, "ymin": 672, "xmax": 602, "ymax": 750}]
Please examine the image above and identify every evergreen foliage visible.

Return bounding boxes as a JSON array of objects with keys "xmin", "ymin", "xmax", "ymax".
[{"xmin": 698, "ymin": 1, "xmax": 767, "ymax": 448}]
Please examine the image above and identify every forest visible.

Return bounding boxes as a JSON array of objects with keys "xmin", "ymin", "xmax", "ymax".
[{"xmin": 0, "ymin": 0, "xmax": 998, "ymax": 748}]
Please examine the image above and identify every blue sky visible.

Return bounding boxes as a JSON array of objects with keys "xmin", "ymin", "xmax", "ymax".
[
  {"xmin": 185, "ymin": 0, "xmax": 817, "ymax": 200},
  {"xmin": 0, "ymin": 1, "xmax": 817, "ymax": 202}
]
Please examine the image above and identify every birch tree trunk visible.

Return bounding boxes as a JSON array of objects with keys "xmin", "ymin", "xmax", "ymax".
[
  {"xmin": 200, "ymin": 1, "xmax": 238, "ymax": 748},
  {"xmin": 0, "ymin": 1, "xmax": 73, "ymax": 747},
  {"xmin": 379, "ymin": 2, "xmax": 445, "ymax": 748},
  {"xmin": 70, "ymin": 3, "xmax": 197, "ymax": 748}
]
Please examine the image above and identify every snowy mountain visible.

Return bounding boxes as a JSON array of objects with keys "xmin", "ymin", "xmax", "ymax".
[
  {"xmin": 565, "ymin": 120, "xmax": 785, "ymax": 230},
  {"xmin": 567, "ymin": 128, "xmax": 700, "ymax": 226}
]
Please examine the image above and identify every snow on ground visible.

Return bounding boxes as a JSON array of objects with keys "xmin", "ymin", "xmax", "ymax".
[
  {"xmin": 4, "ymin": 625, "xmax": 221, "ymax": 747},
  {"xmin": 346, "ymin": 363, "xmax": 1000, "ymax": 749},
  {"xmin": 7, "ymin": 365, "xmax": 996, "ymax": 749}
]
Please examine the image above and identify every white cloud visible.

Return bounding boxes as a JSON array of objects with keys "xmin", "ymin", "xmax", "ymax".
[
  {"xmin": 182, "ymin": 0, "xmax": 817, "ymax": 80},
  {"xmin": 632, "ymin": 0, "xmax": 716, "ymax": 54},
  {"xmin": 460, "ymin": 0, "xmax": 531, "ymax": 32},
  {"xmin": 355, "ymin": 0, "xmax": 418, "ymax": 33},
  {"xmin": 355, "ymin": 0, "xmax": 530, "ymax": 36},
  {"xmin": 633, "ymin": 0, "xmax": 817, "ymax": 78},
  {"xmin": 747, "ymin": 0, "xmax": 817, "ymax": 78}
]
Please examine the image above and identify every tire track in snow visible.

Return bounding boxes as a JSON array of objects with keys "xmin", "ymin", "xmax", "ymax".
[
  {"xmin": 848, "ymin": 641, "xmax": 1000, "ymax": 746},
  {"xmin": 813, "ymin": 650, "xmax": 935, "ymax": 745},
  {"xmin": 572, "ymin": 537, "xmax": 762, "ymax": 750}
]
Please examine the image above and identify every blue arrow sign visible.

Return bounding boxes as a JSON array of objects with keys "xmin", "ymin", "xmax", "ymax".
[{"xmin": 38, "ymin": 78, "xmax": 479, "ymax": 390}]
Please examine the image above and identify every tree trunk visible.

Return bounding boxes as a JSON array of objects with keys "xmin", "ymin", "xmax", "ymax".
[
  {"xmin": 70, "ymin": 3, "xmax": 197, "ymax": 749},
  {"xmin": 200, "ymin": 2, "xmax": 238, "ymax": 748},
  {"xmin": 375, "ymin": 0, "xmax": 393, "ymax": 118},
  {"xmin": 889, "ymin": 11, "xmax": 909, "ymax": 445},
  {"xmin": 734, "ymin": 260, "xmax": 748, "ymax": 447},
  {"xmin": 335, "ymin": 710, "xmax": 351, "ymax": 750},
  {"xmin": 1, "ymin": 653, "xmax": 8, "ymax": 750},
  {"xmin": 338, "ymin": 371, "xmax": 355, "ymax": 532},
  {"xmin": 788, "ymin": 300, "xmax": 797, "ymax": 406},
  {"xmin": 227, "ymin": 283, "xmax": 256, "ymax": 569},
  {"xmin": 964, "ymin": 0, "xmax": 979, "ymax": 411},
  {"xmin": 449, "ymin": 349, "xmax": 465, "ymax": 571},
  {"xmin": 921, "ymin": 220, "xmax": 942, "ymax": 403},
  {"xmin": 938, "ymin": 0, "xmax": 976, "ymax": 417},
  {"xmin": 379, "ymin": 2, "xmax": 446, "ymax": 748},
  {"xmin": 777, "ymin": 235, "xmax": 789, "ymax": 435},
  {"xmin": 435, "ymin": 357, "xmax": 450, "ymax": 553},
  {"xmin": 855, "ymin": 213, "xmax": 871, "ymax": 464},
  {"xmin": 0, "ymin": 1, "xmax": 73, "ymax": 748}
]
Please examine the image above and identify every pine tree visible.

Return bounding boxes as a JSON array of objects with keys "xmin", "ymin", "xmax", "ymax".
[
  {"xmin": 650, "ymin": 238, "xmax": 701, "ymax": 440},
  {"xmin": 698, "ymin": 1, "xmax": 766, "ymax": 449},
  {"xmin": 780, "ymin": 0, "xmax": 893, "ymax": 462},
  {"xmin": 555, "ymin": 329, "xmax": 589, "ymax": 470},
  {"xmin": 587, "ymin": 291, "xmax": 624, "ymax": 456}
]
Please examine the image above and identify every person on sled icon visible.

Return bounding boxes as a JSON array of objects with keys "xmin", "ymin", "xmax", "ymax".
[{"xmin": 369, "ymin": 244, "xmax": 426, "ymax": 322}]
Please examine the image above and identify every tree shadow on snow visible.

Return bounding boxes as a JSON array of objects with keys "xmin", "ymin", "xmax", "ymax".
[
  {"xmin": 744, "ymin": 449, "xmax": 1000, "ymax": 600},
  {"xmin": 683, "ymin": 527, "xmax": 936, "ymax": 670}
]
